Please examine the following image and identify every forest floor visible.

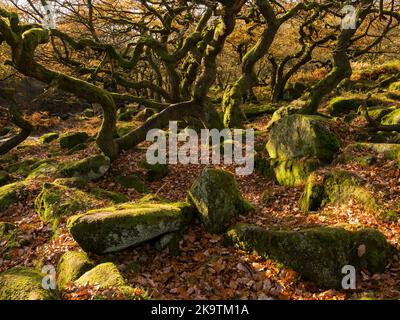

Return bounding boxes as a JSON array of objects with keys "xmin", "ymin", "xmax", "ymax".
[{"xmin": 1, "ymin": 98, "xmax": 400, "ymax": 300}]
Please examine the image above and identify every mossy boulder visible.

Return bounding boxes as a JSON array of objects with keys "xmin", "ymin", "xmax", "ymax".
[
  {"xmin": 299, "ymin": 171, "xmax": 377, "ymax": 213},
  {"xmin": 0, "ymin": 170, "xmax": 10, "ymax": 186},
  {"xmin": 0, "ymin": 182, "xmax": 26, "ymax": 212},
  {"xmin": 327, "ymin": 97, "xmax": 363, "ymax": 116},
  {"xmin": 0, "ymin": 267, "xmax": 57, "ymax": 300},
  {"xmin": 115, "ymin": 175, "xmax": 146, "ymax": 192},
  {"xmin": 57, "ymin": 251, "xmax": 95, "ymax": 290},
  {"xmin": 60, "ymin": 154, "xmax": 110, "ymax": 181},
  {"xmin": 89, "ymin": 188, "xmax": 129, "ymax": 204},
  {"xmin": 381, "ymin": 108, "xmax": 400, "ymax": 125},
  {"xmin": 188, "ymin": 168, "xmax": 254, "ymax": 234},
  {"xmin": 59, "ymin": 132, "xmax": 89, "ymax": 149},
  {"xmin": 338, "ymin": 143, "xmax": 400, "ymax": 165},
  {"xmin": 139, "ymin": 161, "xmax": 169, "ymax": 182},
  {"xmin": 34, "ymin": 183, "xmax": 98, "ymax": 227},
  {"xmin": 266, "ymin": 104, "xmax": 302, "ymax": 129},
  {"xmin": 74, "ymin": 263, "xmax": 137, "ymax": 296},
  {"xmin": 267, "ymin": 114, "xmax": 340, "ymax": 162},
  {"xmin": 226, "ymin": 224, "xmax": 387, "ymax": 288},
  {"xmin": 266, "ymin": 114, "xmax": 339, "ymax": 187},
  {"xmin": 67, "ymin": 201, "xmax": 193, "ymax": 254},
  {"xmin": 39, "ymin": 132, "xmax": 59, "ymax": 144},
  {"xmin": 270, "ymin": 158, "xmax": 321, "ymax": 187}
]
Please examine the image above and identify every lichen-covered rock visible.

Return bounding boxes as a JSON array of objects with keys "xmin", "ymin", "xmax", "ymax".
[
  {"xmin": 266, "ymin": 104, "xmax": 302, "ymax": 129},
  {"xmin": 267, "ymin": 114, "xmax": 340, "ymax": 162},
  {"xmin": 57, "ymin": 251, "xmax": 95, "ymax": 290},
  {"xmin": 67, "ymin": 201, "xmax": 193, "ymax": 254},
  {"xmin": 381, "ymin": 108, "xmax": 400, "ymax": 125},
  {"xmin": 59, "ymin": 132, "xmax": 89, "ymax": 149},
  {"xmin": 299, "ymin": 171, "xmax": 377, "ymax": 213},
  {"xmin": 60, "ymin": 154, "xmax": 110, "ymax": 181},
  {"xmin": 139, "ymin": 161, "xmax": 169, "ymax": 182},
  {"xmin": 74, "ymin": 263, "xmax": 138, "ymax": 296},
  {"xmin": 39, "ymin": 132, "xmax": 59, "ymax": 144},
  {"xmin": 188, "ymin": 168, "xmax": 253, "ymax": 234},
  {"xmin": 0, "ymin": 182, "xmax": 26, "ymax": 212},
  {"xmin": 226, "ymin": 224, "xmax": 387, "ymax": 288},
  {"xmin": 34, "ymin": 183, "xmax": 98, "ymax": 227},
  {"xmin": 0, "ymin": 170, "xmax": 10, "ymax": 186},
  {"xmin": 0, "ymin": 267, "xmax": 56, "ymax": 300}
]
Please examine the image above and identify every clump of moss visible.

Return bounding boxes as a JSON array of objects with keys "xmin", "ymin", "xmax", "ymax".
[
  {"xmin": 0, "ymin": 267, "xmax": 57, "ymax": 300},
  {"xmin": 271, "ymin": 158, "xmax": 320, "ymax": 187},
  {"xmin": 59, "ymin": 132, "xmax": 89, "ymax": 149},
  {"xmin": 57, "ymin": 251, "xmax": 95, "ymax": 290},
  {"xmin": 39, "ymin": 132, "xmax": 59, "ymax": 144},
  {"xmin": 389, "ymin": 81, "xmax": 400, "ymax": 91}
]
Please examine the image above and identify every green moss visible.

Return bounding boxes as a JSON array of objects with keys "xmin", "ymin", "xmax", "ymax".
[
  {"xmin": 90, "ymin": 188, "xmax": 128, "ymax": 204},
  {"xmin": 39, "ymin": 132, "xmax": 59, "ymax": 144},
  {"xmin": 115, "ymin": 175, "xmax": 147, "ymax": 192},
  {"xmin": 0, "ymin": 222, "xmax": 18, "ymax": 259},
  {"xmin": 299, "ymin": 173, "xmax": 325, "ymax": 212},
  {"xmin": 66, "ymin": 143, "xmax": 88, "ymax": 155},
  {"xmin": 67, "ymin": 201, "xmax": 193, "ymax": 254},
  {"xmin": 359, "ymin": 106, "xmax": 396, "ymax": 121},
  {"xmin": 8, "ymin": 158, "xmax": 40, "ymax": 176},
  {"xmin": 328, "ymin": 97, "xmax": 363, "ymax": 116},
  {"xmin": 351, "ymin": 228, "xmax": 387, "ymax": 274},
  {"xmin": 57, "ymin": 251, "xmax": 95, "ymax": 290},
  {"xmin": 34, "ymin": 183, "xmax": 97, "ymax": 228},
  {"xmin": 188, "ymin": 168, "xmax": 253, "ymax": 234},
  {"xmin": 59, "ymin": 132, "xmax": 89, "ymax": 149},
  {"xmin": 339, "ymin": 143, "xmax": 400, "ymax": 165},
  {"xmin": 60, "ymin": 154, "xmax": 110, "ymax": 181},
  {"xmin": 0, "ymin": 170, "xmax": 10, "ymax": 186},
  {"xmin": 116, "ymin": 123, "xmax": 135, "ymax": 138},
  {"xmin": 75, "ymin": 263, "xmax": 141, "ymax": 298},
  {"xmin": 139, "ymin": 161, "xmax": 169, "ymax": 182},
  {"xmin": 0, "ymin": 182, "xmax": 26, "ymax": 212},
  {"xmin": 226, "ymin": 224, "xmax": 388, "ymax": 288},
  {"xmin": 26, "ymin": 160, "xmax": 58, "ymax": 180},
  {"xmin": 272, "ymin": 158, "xmax": 320, "ymax": 187},
  {"xmin": 381, "ymin": 109, "xmax": 400, "ymax": 125},
  {"xmin": 266, "ymin": 104, "xmax": 301, "ymax": 129},
  {"xmin": 53, "ymin": 177, "xmax": 88, "ymax": 189},
  {"xmin": 389, "ymin": 81, "xmax": 400, "ymax": 91},
  {"xmin": 0, "ymin": 267, "xmax": 57, "ymax": 300}
]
